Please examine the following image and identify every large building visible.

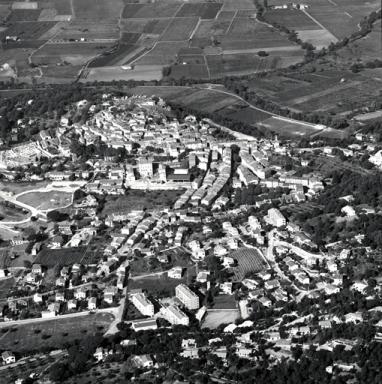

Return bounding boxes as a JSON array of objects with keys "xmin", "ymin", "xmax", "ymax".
[
  {"xmin": 159, "ymin": 304, "xmax": 189, "ymax": 326},
  {"xmin": 175, "ymin": 284, "xmax": 199, "ymax": 310},
  {"xmin": 267, "ymin": 208, "xmax": 286, "ymax": 227},
  {"xmin": 138, "ymin": 157, "xmax": 154, "ymax": 178},
  {"xmin": 131, "ymin": 292, "xmax": 154, "ymax": 317}
]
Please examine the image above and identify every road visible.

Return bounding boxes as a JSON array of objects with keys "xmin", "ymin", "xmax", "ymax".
[
  {"xmin": 129, "ymin": 270, "xmax": 168, "ymax": 280},
  {"xmin": 0, "ymin": 307, "xmax": 115, "ymax": 328}
]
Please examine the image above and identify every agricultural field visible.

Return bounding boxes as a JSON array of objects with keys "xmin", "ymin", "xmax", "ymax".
[
  {"xmin": 229, "ymin": 247, "xmax": 268, "ymax": 281},
  {"xmin": 72, "ymin": 0, "xmax": 124, "ymax": 21},
  {"xmin": 0, "ymin": 201, "xmax": 30, "ymax": 222},
  {"xmin": 17, "ymin": 191, "xmax": 72, "ymax": 211},
  {"xmin": 128, "ymin": 273, "xmax": 195, "ymax": 296},
  {"xmin": 102, "ymin": 190, "xmax": 184, "ymax": 215},
  {"xmin": 0, "ymin": 312, "xmax": 114, "ymax": 353},
  {"xmin": 337, "ymin": 20, "xmax": 382, "ymax": 63},
  {"xmin": 35, "ymin": 246, "xmax": 102, "ymax": 267},
  {"xmin": 0, "ymin": 277, "xmax": 16, "ymax": 299},
  {"xmin": 32, "ymin": 42, "xmax": 115, "ymax": 66}
]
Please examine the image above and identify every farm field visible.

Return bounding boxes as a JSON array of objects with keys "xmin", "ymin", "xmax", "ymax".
[
  {"xmin": 17, "ymin": 191, "xmax": 72, "ymax": 211},
  {"xmin": 0, "ymin": 21, "xmax": 57, "ymax": 41},
  {"xmin": 102, "ymin": 189, "xmax": 184, "ymax": 215},
  {"xmin": 0, "ymin": 312, "xmax": 114, "ymax": 353},
  {"xmin": 0, "ymin": 201, "xmax": 29, "ymax": 222},
  {"xmin": 229, "ymin": 247, "xmax": 268, "ymax": 281},
  {"xmin": 202, "ymin": 309, "xmax": 240, "ymax": 329},
  {"xmin": 0, "ymin": 277, "xmax": 16, "ymax": 299},
  {"xmin": 0, "ymin": 0, "xmax": 379, "ymax": 83},
  {"xmin": 128, "ymin": 273, "xmax": 195, "ymax": 296},
  {"xmin": 337, "ymin": 20, "xmax": 382, "ymax": 62},
  {"xmin": 83, "ymin": 65, "xmax": 163, "ymax": 82},
  {"xmin": 35, "ymin": 246, "xmax": 102, "ymax": 267},
  {"xmin": 72, "ymin": 0, "xmax": 124, "ymax": 21}
]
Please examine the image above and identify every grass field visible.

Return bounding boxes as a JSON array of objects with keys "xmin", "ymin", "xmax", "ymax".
[
  {"xmin": 103, "ymin": 189, "xmax": 184, "ymax": 215},
  {"xmin": 17, "ymin": 191, "xmax": 72, "ymax": 211},
  {"xmin": 0, "ymin": 312, "xmax": 114, "ymax": 353},
  {"xmin": 229, "ymin": 247, "xmax": 268, "ymax": 281}
]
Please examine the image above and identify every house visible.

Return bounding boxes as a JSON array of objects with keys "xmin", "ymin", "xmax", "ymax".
[
  {"xmin": 33, "ymin": 293, "xmax": 43, "ymax": 303},
  {"xmin": 88, "ymin": 297, "xmax": 97, "ymax": 310},
  {"xmin": 74, "ymin": 287, "xmax": 88, "ymax": 300},
  {"xmin": 55, "ymin": 292, "xmax": 65, "ymax": 302},
  {"xmin": 131, "ymin": 318, "xmax": 158, "ymax": 331},
  {"xmin": 2, "ymin": 351, "xmax": 15, "ymax": 364},
  {"xmin": 31, "ymin": 263, "xmax": 42, "ymax": 275},
  {"xmin": 264, "ymin": 279, "xmax": 280, "ymax": 290},
  {"xmin": 68, "ymin": 299, "xmax": 77, "ymax": 310},
  {"xmin": 131, "ymin": 354, "xmax": 154, "ymax": 369},
  {"xmin": 94, "ymin": 347, "xmax": 113, "ymax": 362},
  {"xmin": 56, "ymin": 277, "xmax": 66, "ymax": 287},
  {"xmin": 168, "ymin": 266, "xmax": 183, "ymax": 279},
  {"xmin": 220, "ymin": 282, "xmax": 233, "ymax": 295}
]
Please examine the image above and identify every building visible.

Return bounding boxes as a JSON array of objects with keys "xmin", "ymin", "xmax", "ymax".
[
  {"xmin": 131, "ymin": 318, "xmax": 158, "ymax": 331},
  {"xmin": 159, "ymin": 304, "xmax": 189, "ymax": 326},
  {"xmin": 138, "ymin": 157, "xmax": 154, "ymax": 178},
  {"xmin": 2, "ymin": 351, "xmax": 15, "ymax": 364},
  {"xmin": 175, "ymin": 284, "xmax": 199, "ymax": 310},
  {"xmin": 130, "ymin": 292, "xmax": 154, "ymax": 317},
  {"xmin": 267, "ymin": 208, "xmax": 286, "ymax": 227}
]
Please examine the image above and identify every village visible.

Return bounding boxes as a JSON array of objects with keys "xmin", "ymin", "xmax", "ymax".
[{"xmin": 0, "ymin": 94, "xmax": 381, "ymax": 382}]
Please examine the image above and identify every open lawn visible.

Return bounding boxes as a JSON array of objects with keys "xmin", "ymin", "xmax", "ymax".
[
  {"xmin": 17, "ymin": 190, "xmax": 72, "ymax": 211},
  {"xmin": 0, "ymin": 180, "xmax": 50, "ymax": 195},
  {"xmin": 103, "ymin": 189, "xmax": 184, "ymax": 215},
  {"xmin": 202, "ymin": 309, "xmax": 240, "ymax": 329},
  {"xmin": 0, "ymin": 312, "xmax": 114, "ymax": 353}
]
